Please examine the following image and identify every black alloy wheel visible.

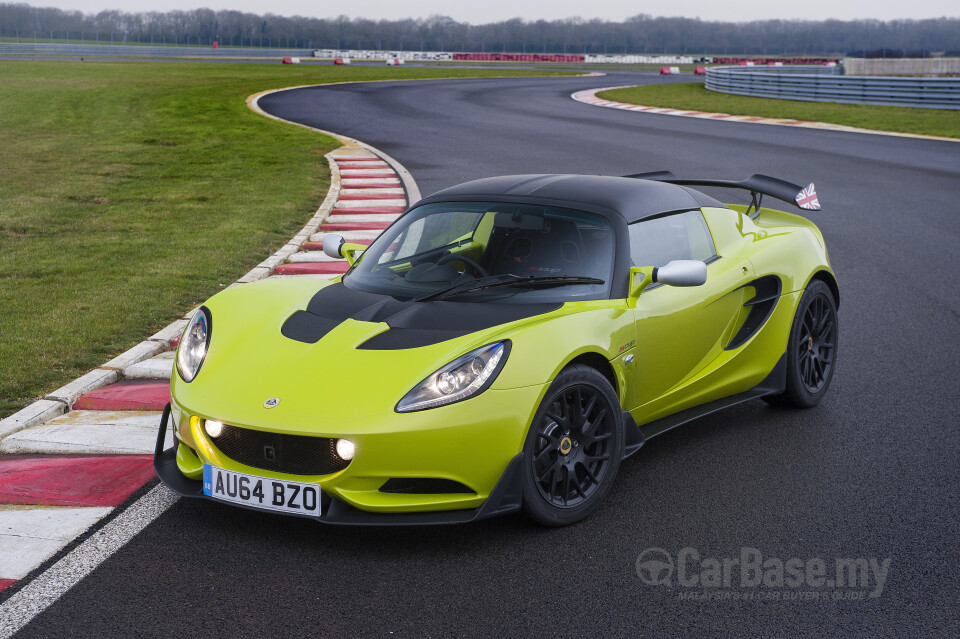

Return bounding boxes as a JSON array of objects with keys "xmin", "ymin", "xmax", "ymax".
[
  {"xmin": 765, "ymin": 279, "xmax": 839, "ymax": 408},
  {"xmin": 798, "ymin": 291, "xmax": 837, "ymax": 393},
  {"xmin": 522, "ymin": 365, "xmax": 623, "ymax": 526}
]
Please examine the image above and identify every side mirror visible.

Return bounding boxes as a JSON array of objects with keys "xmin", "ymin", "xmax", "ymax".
[
  {"xmin": 628, "ymin": 266, "xmax": 654, "ymax": 299},
  {"xmin": 655, "ymin": 260, "xmax": 707, "ymax": 287},
  {"xmin": 321, "ymin": 234, "xmax": 365, "ymax": 266},
  {"xmin": 322, "ymin": 234, "xmax": 345, "ymax": 258},
  {"xmin": 628, "ymin": 260, "xmax": 707, "ymax": 301}
]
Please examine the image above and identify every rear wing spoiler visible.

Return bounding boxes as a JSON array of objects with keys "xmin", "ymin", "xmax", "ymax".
[{"xmin": 625, "ymin": 171, "xmax": 821, "ymax": 216}]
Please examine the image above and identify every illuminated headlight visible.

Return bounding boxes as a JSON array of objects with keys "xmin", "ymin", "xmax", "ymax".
[
  {"xmin": 176, "ymin": 307, "xmax": 211, "ymax": 383},
  {"xmin": 396, "ymin": 342, "xmax": 510, "ymax": 412},
  {"xmin": 336, "ymin": 438, "xmax": 355, "ymax": 461},
  {"xmin": 204, "ymin": 419, "xmax": 223, "ymax": 439}
]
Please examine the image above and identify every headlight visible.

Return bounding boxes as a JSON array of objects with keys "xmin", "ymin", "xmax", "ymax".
[
  {"xmin": 176, "ymin": 307, "xmax": 211, "ymax": 383},
  {"xmin": 396, "ymin": 341, "xmax": 510, "ymax": 412}
]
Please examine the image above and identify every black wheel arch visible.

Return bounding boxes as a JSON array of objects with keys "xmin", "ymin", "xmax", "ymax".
[
  {"xmin": 808, "ymin": 269, "xmax": 840, "ymax": 309},
  {"xmin": 565, "ymin": 352, "xmax": 619, "ymax": 399}
]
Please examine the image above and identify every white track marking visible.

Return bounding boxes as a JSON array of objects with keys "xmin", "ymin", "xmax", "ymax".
[
  {"xmin": 286, "ymin": 251, "xmax": 342, "ymax": 263},
  {"xmin": 0, "ymin": 506, "xmax": 113, "ymax": 580},
  {"xmin": 324, "ymin": 214, "xmax": 399, "ymax": 224},
  {"xmin": 147, "ymin": 319, "xmax": 188, "ymax": 344},
  {"xmin": 121, "ymin": 353, "xmax": 174, "ymax": 380},
  {"xmin": 0, "ymin": 401, "xmax": 66, "ymax": 441},
  {"xmin": 571, "ymin": 86, "xmax": 960, "ymax": 143},
  {"xmin": 0, "ymin": 411, "xmax": 169, "ymax": 455},
  {"xmin": 42, "ymin": 369, "xmax": 119, "ymax": 407},
  {"xmin": 0, "ymin": 486, "xmax": 179, "ymax": 638},
  {"xmin": 337, "ymin": 187, "xmax": 405, "ymax": 196},
  {"xmin": 332, "ymin": 198, "xmax": 406, "ymax": 208},
  {"xmin": 99, "ymin": 340, "xmax": 167, "ymax": 372},
  {"xmin": 341, "ymin": 178, "xmax": 401, "ymax": 186},
  {"xmin": 309, "ymin": 230, "xmax": 382, "ymax": 242},
  {"xmin": 237, "ymin": 266, "xmax": 274, "ymax": 283},
  {"xmin": 338, "ymin": 168, "xmax": 396, "ymax": 176},
  {"xmin": 337, "ymin": 162, "xmax": 390, "ymax": 168}
]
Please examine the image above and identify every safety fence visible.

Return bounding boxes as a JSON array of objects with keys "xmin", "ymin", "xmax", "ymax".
[
  {"xmin": 316, "ymin": 51, "xmax": 586, "ymax": 62},
  {"xmin": 1, "ymin": 43, "xmax": 847, "ymax": 69},
  {"xmin": 318, "ymin": 51, "xmax": 838, "ymax": 65},
  {"xmin": 705, "ymin": 65, "xmax": 960, "ymax": 110},
  {"xmin": 321, "ymin": 51, "xmax": 837, "ymax": 65},
  {"xmin": 314, "ymin": 49, "xmax": 453, "ymax": 61},
  {"xmin": 454, "ymin": 52, "xmax": 585, "ymax": 62},
  {"xmin": 843, "ymin": 57, "xmax": 960, "ymax": 77},
  {"xmin": 711, "ymin": 56, "xmax": 839, "ymax": 65}
]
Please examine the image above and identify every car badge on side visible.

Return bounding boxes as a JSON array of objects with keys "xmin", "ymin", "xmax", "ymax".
[{"xmin": 263, "ymin": 397, "xmax": 280, "ymax": 409}]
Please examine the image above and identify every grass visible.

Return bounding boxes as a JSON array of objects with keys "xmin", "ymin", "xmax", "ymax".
[
  {"xmin": 0, "ymin": 60, "xmax": 571, "ymax": 418},
  {"xmin": 597, "ymin": 83, "xmax": 960, "ymax": 139}
]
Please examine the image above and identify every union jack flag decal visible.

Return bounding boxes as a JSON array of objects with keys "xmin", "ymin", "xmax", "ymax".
[{"xmin": 795, "ymin": 183, "xmax": 821, "ymax": 211}]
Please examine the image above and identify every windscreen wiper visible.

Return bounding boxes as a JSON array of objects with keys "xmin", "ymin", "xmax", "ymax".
[
  {"xmin": 411, "ymin": 274, "xmax": 520, "ymax": 303},
  {"xmin": 414, "ymin": 275, "xmax": 604, "ymax": 302}
]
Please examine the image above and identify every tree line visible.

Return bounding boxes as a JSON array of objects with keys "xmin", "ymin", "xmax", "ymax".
[{"xmin": 1, "ymin": 3, "xmax": 957, "ymax": 56}]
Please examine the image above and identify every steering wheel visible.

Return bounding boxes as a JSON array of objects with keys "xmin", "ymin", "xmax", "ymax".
[{"xmin": 437, "ymin": 253, "xmax": 490, "ymax": 278}]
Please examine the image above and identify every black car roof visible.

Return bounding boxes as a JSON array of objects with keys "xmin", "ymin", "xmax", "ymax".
[{"xmin": 419, "ymin": 175, "xmax": 727, "ymax": 223}]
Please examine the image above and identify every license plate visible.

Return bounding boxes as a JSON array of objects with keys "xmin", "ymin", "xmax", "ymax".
[{"xmin": 203, "ymin": 465, "xmax": 322, "ymax": 517}]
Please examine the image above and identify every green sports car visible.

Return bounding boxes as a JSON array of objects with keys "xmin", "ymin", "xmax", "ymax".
[{"xmin": 154, "ymin": 172, "xmax": 838, "ymax": 526}]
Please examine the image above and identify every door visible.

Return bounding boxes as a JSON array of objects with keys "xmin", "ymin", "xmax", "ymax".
[{"xmin": 628, "ymin": 211, "xmax": 751, "ymax": 409}]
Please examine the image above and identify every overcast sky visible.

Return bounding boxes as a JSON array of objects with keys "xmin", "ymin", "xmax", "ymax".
[{"xmin": 32, "ymin": 0, "xmax": 959, "ymax": 23}]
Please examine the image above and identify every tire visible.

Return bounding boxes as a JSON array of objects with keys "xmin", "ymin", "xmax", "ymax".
[
  {"xmin": 521, "ymin": 364, "xmax": 624, "ymax": 526},
  {"xmin": 764, "ymin": 279, "xmax": 838, "ymax": 408}
]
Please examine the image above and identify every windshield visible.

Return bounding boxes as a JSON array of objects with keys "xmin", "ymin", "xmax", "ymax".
[{"xmin": 342, "ymin": 201, "xmax": 615, "ymax": 303}]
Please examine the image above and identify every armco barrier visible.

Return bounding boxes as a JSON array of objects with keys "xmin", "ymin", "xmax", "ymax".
[
  {"xmin": 315, "ymin": 49, "xmax": 453, "ymax": 61},
  {"xmin": 711, "ymin": 57, "xmax": 839, "ymax": 65},
  {"xmin": 585, "ymin": 54, "xmax": 696, "ymax": 64},
  {"xmin": 453, "ymin": 52, "xmax": 585, "ymax": 62},
  {"xmin": 705, "ymin": 65, "xmax": 960, "ymax": 110}
]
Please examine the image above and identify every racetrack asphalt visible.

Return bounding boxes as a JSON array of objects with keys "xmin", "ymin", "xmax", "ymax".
[{"xmin": 15, "ymin": 71, "xmax": 960, "ymax": 637}]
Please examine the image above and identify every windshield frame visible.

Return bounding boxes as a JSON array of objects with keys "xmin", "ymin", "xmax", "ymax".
[{"xmin": 342, "ymin": 199, "xmax": 627, "ymax": 303}]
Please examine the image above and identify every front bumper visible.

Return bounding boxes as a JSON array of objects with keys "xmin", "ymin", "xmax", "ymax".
[{"xmin": 153, "ymin": 403, "xmax": 527, "ymax": 526}]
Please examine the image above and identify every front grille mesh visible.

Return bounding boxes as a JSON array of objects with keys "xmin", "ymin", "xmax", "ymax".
[{"xmin": 212, "ymin": 424, "xmax": 350, "ymax": 476}]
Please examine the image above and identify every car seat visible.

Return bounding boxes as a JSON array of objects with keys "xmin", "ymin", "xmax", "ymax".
[{"xmin": 484, "ymin": 218, "xmax": 584, "ymax": 277}]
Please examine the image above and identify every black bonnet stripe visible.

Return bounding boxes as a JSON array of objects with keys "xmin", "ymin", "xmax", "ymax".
[
  {"xmin": 358, "ymin": 328, "xmax": 473, "ymax": 350},
  {"xmin": 281, "ymin": 282, "xmax": 560, "ymax": 349},
  {"xmin": 280, "ymin": 311, "xmax": 341, "ymax": 344}
]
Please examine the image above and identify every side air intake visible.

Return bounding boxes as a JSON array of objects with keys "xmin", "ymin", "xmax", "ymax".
[
  {"xmin": 726, "ymin": 276, "xmax": 782, "ymax": 351},
  {"xmin": 379, "ymin": 478, "xmax": 475, "ymax": 494}
]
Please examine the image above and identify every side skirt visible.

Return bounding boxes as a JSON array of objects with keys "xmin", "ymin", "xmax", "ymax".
[{"xmin": 621, "ymin": 353, "xmax": 786, "ymax": 459}]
